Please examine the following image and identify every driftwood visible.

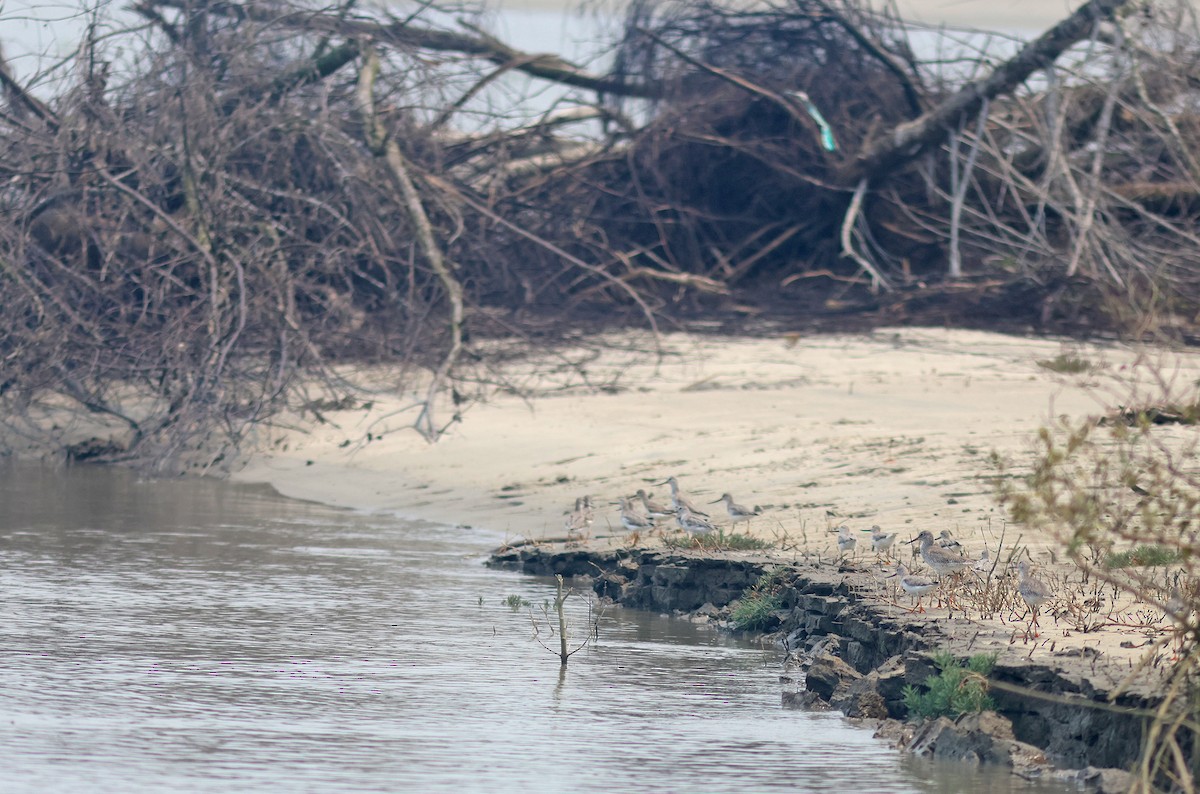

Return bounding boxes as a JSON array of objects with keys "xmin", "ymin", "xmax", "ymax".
[
  {"xmin": 357, "ymin": 45, "xmax": 464, "ymax": 441},
  {"xmin": 843, "ymin": 0, "xmax": 1131, "ymax": 183},
  {"xmin": 0, "ymin": 50, "xmax": 58, "ymax": 128},
  {"xmin": 3, "ymin": 0, "xmax": 1200, "ymax": 471},
  {"xmin": 144, "ymin": 0, "xmax": 661, "ymax": 99}
]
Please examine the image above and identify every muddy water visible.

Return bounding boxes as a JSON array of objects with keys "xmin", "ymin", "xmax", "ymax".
[{"xmin": 0, "ymin": 464, "xmax": 1067, "ymax": 792}]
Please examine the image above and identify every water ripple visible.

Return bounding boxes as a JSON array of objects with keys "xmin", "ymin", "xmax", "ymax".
[{"xmin": 0, "ymin": 464, "xmax": 1065, "ymax": 793}]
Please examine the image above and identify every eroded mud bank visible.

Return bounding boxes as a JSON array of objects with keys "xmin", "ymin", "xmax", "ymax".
[{"xmin": 490, "ymin": 543, "xmax": 1147, "ymax": 790}]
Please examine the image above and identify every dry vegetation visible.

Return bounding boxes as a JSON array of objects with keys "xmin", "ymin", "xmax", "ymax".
[
  {"xmin": 994, "ymin": 366, "xmax": 1200, "ymax": 792},
  {"xmin": 3, "ymin": 0, "xmax": 1200, "ymax": 475}
]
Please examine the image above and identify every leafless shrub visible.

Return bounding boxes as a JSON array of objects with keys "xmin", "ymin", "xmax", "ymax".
[
  {"xmin": 0, "ymin": 0, "xmax": 664, "ymax": 469},
  {"xmin": 889, "ymin": 0, "xmax": 1200, "ymax": 333},
  {"xmin": 996, "ymin": 363, "xmax": 1200, "ymax": 791},
  {"xmin": 5, "ymin": 0, "xmax": 1200, "ymax": 474}
]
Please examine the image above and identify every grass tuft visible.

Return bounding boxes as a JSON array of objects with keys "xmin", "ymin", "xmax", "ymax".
[
  {"xmin": 1104, "ymin": 545, "xmax": 1181, "ymax": 568},
  {"xmin": 1036, "ymin": 354, "xmax": 1095, "ymax": 375},
  {"xmin": 692, "ymin": 530, "xmax": 772, "ymax": 551},
  {"xmin": 730, "ymin": 570, "xmax": 786, "ymax": 630},
  {"xmin": 664, "ymin": 530, "xmax": 774, "ymax": 551}
]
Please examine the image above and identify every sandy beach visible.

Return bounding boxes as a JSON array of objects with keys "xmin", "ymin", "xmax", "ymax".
[
  {"xmin": 234, "ymin": 326, "xmax": 1189, "ymax": 545},
  {"xmin": 232, "ymin": 326, "xmax": 1200, "ymax": 673}
]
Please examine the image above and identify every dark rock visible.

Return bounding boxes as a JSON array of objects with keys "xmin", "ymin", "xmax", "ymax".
[
  {"xmin": 593, "ymin": 572, "xmax": 627, "ymax": 600},
  {"xmin": 653, "ymin": 564, "xmax": 692, "ymax": 585},
  {"xmin": 938, "ymin": 713, "xmax": 1007, "ymax": 757},
  {"xmin": 805, "ymin": 635, "xmax": 839, "ymax": 658},
  {"xmin": 842, "ymin": 614, "xmax": 878, "ymax": 644},
  {"xmin": 488, "ymin": 542, "xmax": 1157, "ymax": 775},
  {"xmin": 992, "ymin": 664, "xmax": 1149, "ymax": 770},
  {"xmin": 831, "ymin": 670, "xmax": 878, "ymax": 717},
  {"xmin": 909, "ymin": 717, "xmax": 967, "ymax": 760},
  {"xmin": 832, "ymin": 655, "xmax": 909, "ymax": 719},
  {"xmin": 617, "ymin": 557, "xmax": 640, "ymax": 574},
  {"xmin": 909, "ymin": 711, "xmax": 1049, "ymax": 769},
  {"xmin": 873, "ymin": 718, "xmax": 916, "ymax": 747},
  {"xmin": 782, "ymin": 689, "xmax": 831, "ymax": 710},
  {"xmin": 804, "ymin": 653, "xmax": 862, "ymax": 702},
  {"xmin": 850, "ymin": 688, "xmax": 889, "ymax": 719},
  {"xmin": 903, "ymin": 652, "xmax": 939, "ymax": 689},
  {"xmin": 800, "ymin": 580, "xmax": 839, "ymax": 597},
  {"xmin": 800, "ymin": 594, "xmax": 842, "ymax": 615},
  {"xmin": 803, "ymin": 612, "xmax": 837, "ymax": 634},
  {"xmin": 65, "ymin": 437, "xmax": 126, "ymax": 462},
  {"xmin": 844, "ymin": 640, "xmax": 872, "ymax": 671},
  {"xmin": 1065, "ymin": 766, "xmax": 1134, "ymax": 793},
  {"xmin": 783, "ymin": 627, "xmax": 807, "ymax": 653},
  {"xmin": 872, "ymin": 655, "xmax": 909, "ymax": 705}
]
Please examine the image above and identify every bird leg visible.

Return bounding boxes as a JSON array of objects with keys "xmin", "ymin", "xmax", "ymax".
[
  {"xmin": 942, "ymin": 573, "xmax": 967, "ymax": 610},
  {"xmin": 1024, "ymin": 609, "xmax": 1041, "ymax": 639}
]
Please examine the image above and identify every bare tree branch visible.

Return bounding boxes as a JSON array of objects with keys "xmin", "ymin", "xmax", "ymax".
[{"xmin": 844, "ymin": 0, "xmax": 1130, "ymax": 183}]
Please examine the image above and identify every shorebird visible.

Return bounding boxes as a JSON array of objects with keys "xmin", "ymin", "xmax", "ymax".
[
  {"xmin": 676, "ymin": 506, "xmax": 717, "ymax": 537},
  {"xmin": 615, "ymin": 497, "xmax": 655, "ymax": 534},
  {"xmin": 1166, "ymin": 588, "xmax": 1193, "ymax": 627},
  {"xmin": 910, "ymin": 531, "xmax": 973, "ymax": 578},
  {"xmin": 1165, "ymin": 588, "xmax": 1197, "ymax": 657},
  {"xmin": 1016, "ymin": 560, "xmax": 1053, "ymax": 635},
  {"xmin": 869, "ymin": 526, "xmax": 898, "ymax": 557},
  {"xmin": 972, "ymin": 548, "xmax": 991, "ymax": 573},
  {"xmin": 563, "ymin": 496, "xmax": 593, "ymax": 539},
  {"xmin": 937, "ymin": 530, "xmax": 964, "ymax": 554},
  {"xmin": 709, "ymin": 493, "xmax": 760, "ymax": 527},
  {"xmin": 886, "ymin": 563, "xmax": 938, "ymax": 613},
  {"xmin": 659, "ymin": 476, "xmax": 709, "ymax": 517},
  {"xmin": 910, "ymin": 530, "xmax": 977, "ymax": 607},
  {"xmin": 636, "ymin": 489, "xmax": 675, "ymax": 520},
  {"xmin": 834, "ymin": 525, "xmax": 856, "ymax": 555}
]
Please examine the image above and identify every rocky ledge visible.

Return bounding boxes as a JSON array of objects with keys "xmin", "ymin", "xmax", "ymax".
[{"xmin": 489, "ymin": 543, "xmax": 1153, "ymax": 792}]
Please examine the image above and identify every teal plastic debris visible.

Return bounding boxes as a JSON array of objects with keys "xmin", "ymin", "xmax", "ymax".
[{"xmin": 788, "ymin": 90, "xmax": 838, "ymax": 153}]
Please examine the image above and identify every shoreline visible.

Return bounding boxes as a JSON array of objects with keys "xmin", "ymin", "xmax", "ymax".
[
  {"xmin": 487, "ymin": 541, "xmax": 1140, "ymax": 790},
  {"xmin": 229, "ymin": 327, "xmax": 1200, "ymax": 787},
  {"xmin": 234, "ymin": 327, "xmax": 1144, "ymax": 535}
]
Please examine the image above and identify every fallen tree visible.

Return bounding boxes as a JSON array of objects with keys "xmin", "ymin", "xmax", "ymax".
[{"xmin": 2, "ymin": 0, "xmax": 1199, "ymax": 470}]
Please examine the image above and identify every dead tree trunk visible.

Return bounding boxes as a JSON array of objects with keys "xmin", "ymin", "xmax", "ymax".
[
  {"xmin": 356, "ymin": 45, "xmax": 464, "ymax": 442},
  {"xmin": 842, "ymin": 0, "xmax": 1130, "ymax": 184}
]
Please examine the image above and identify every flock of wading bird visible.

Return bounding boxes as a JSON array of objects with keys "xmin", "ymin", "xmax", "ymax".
[{"xmin": 561, "ymin": 476, "xmax": 1056, "ymax": 638}]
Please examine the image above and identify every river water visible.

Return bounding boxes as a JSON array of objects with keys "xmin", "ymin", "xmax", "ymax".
[{"xmin": 0, "ymin": 463, "xmax": 1072, "ymax": 792}]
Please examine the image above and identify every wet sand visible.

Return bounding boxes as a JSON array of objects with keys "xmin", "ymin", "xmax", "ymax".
[{"xmin": 234, "ymin": 327, "xmax": 1199, "ymax": 668}]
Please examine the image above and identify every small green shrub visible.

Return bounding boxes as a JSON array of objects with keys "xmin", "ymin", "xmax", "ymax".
[
  {"xmin": 994, "ymin": 375, "xmax": 1200, "ymax": 789},
  {"xmin": 731, "ymin": 570, "xmax": 786, "ymax": 630},
  {"xmin": 1104, "ymin": 545, "xmax": 1181, "ymax": 568},
  {"xmin": 903, "ymin": 651, "xmax": 997, "ymax": 720},
  {"xmin": 1036, "ymin": 354, "xmax": 1094, "ymax": 375},
  {"xmin": 503, "ymin": 594, "xmax": 530, "ymax": 612}
]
